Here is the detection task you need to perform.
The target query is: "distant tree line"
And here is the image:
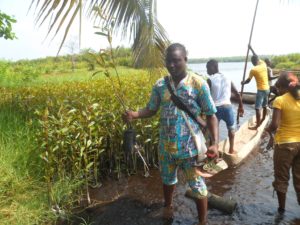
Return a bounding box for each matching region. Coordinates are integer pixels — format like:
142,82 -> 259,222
189,55 -> 272,64
189,53 -> 300,70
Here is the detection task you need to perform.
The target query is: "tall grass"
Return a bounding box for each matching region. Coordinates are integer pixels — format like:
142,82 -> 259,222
0,105 -> 82,224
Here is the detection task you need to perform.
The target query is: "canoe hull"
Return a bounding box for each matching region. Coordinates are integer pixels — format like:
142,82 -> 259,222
218,108 -> 271,167
231,92 -> 256,104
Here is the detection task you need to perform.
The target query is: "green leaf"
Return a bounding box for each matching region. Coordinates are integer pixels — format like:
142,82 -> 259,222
95,31 -> 108,36
87,140 -> 92,147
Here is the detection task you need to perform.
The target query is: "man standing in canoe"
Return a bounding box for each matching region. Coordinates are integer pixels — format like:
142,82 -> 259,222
123,43 -> 219,225
241,45 -> 270,129
206,59 -> 244,154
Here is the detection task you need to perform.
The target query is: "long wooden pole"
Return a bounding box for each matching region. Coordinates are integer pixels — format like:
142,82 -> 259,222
237,0 -> 260,124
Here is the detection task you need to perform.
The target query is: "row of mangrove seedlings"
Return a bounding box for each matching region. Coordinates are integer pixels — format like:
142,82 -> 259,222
0,70 -> 162,214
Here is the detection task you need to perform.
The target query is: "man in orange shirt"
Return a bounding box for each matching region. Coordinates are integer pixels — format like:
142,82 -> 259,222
241,45 -> 269,129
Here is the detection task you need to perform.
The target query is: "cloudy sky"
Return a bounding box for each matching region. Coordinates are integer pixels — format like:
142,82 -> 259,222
1,0 -> 300,60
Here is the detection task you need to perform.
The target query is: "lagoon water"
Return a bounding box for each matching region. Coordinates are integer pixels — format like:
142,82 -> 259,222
188,61 -> 257,93
77,63 -> 300,225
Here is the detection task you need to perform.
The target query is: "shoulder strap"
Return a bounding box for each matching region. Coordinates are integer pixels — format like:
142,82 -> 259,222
164,76 -> 201,126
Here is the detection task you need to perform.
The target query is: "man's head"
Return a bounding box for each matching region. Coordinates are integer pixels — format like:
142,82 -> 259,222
251,55 -> 259,66
264,58 -> 272,67
165,43 -> 187,79
206,59 -> 219,75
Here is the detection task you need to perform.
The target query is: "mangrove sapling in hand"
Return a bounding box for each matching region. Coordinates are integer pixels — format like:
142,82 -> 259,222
92,17 -> 150,177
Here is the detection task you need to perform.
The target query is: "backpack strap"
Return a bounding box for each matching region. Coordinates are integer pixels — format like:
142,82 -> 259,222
164,76 -> 202,127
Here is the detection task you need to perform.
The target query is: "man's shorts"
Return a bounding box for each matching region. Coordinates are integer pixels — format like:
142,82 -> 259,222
255,90 -> 270,109
159,153 -> 208,199
215,105 -> 235,131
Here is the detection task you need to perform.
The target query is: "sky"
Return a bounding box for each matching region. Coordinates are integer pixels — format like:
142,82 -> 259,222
1,0 -> 300,61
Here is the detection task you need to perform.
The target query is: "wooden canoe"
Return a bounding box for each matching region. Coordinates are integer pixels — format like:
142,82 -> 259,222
231,92 -> 276,105
231,92 -> 256,104
218,108 -> 271,167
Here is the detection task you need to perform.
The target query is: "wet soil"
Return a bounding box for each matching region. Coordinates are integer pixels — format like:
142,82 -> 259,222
68,105 -> 300,225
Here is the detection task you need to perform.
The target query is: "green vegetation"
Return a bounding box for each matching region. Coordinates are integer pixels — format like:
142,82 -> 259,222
0,47 -> 133,87
0,11 -> 17,40
0,51 -> 162,224
0,50 -> 300,224
0,106 -> 54,224
272,53 -> 300,70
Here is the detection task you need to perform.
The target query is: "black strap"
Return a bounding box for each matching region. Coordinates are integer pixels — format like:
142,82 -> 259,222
164,76 -> 202,127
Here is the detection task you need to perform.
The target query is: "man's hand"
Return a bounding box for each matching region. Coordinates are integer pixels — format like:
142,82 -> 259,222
264,128 -> 274,150
238,105 -> 244,117
122,108 -> 157,123
122,111 -> 137,123
206,144 -> 219,159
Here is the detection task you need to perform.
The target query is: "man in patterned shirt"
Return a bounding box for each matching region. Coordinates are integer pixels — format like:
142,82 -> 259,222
123,43 -> 218,225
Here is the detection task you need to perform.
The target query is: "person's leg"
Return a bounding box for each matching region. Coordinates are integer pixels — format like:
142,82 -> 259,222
292,143 -> 300,205
183,157 -> 208,224
262,107 -> 267,123
276,191 -> 286,213
158,153 -> 177,218
253,108 -> 261,128
163,184 -> 175,207
251,90 -> 263,130
195,198 -> 208,225
261,90 -> 269,123
228,129 -> 236,154
273,144 -> 295,211
223,105 -> 236,154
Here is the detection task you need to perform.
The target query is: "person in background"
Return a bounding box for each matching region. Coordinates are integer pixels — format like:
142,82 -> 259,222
265,71 -> 300,214
264,58 -> 279,104
241,45 -> 269,129
123,43 -> 219,225
206,59 -> 244,154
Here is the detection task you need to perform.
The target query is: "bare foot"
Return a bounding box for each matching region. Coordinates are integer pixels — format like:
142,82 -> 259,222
228,150 -> 237,155
148,206 -> 174,219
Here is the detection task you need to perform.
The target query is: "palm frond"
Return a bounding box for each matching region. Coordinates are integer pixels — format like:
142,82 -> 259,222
94,0 -> 169,68
30,0 -> 170,67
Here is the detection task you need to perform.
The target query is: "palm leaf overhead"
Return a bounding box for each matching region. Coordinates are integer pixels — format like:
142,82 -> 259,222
30,0 -> 170,68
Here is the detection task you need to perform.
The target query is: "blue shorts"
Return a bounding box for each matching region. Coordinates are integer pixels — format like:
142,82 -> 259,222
255,90 -> 270,109
159,153 -> 208,199
216,105 -> 235,131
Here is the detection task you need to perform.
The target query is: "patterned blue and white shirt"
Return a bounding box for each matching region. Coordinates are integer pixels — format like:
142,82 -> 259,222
147,72 -> 217,159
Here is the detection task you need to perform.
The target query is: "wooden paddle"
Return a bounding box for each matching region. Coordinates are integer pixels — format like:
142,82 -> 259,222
238,0 -> 260,125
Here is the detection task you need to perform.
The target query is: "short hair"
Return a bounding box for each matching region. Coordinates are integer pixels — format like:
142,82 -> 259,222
166,43 -> 187,57
207,59 -> 218,67
251,55 -> 259,64
264,58 -> 271,64
264,58 -> 271,67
